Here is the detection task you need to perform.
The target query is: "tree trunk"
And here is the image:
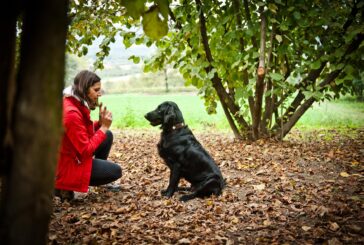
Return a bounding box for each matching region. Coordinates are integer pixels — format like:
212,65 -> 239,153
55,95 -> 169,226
252,8 -> 266,140
0,2 -> 17,177
0,0 -> 68,244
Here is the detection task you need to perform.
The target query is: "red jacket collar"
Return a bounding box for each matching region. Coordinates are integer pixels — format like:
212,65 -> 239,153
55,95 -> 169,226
64,96 -> 91,121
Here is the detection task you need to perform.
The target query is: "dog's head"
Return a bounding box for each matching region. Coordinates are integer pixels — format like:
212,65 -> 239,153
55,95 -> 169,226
144,101 -> 184,130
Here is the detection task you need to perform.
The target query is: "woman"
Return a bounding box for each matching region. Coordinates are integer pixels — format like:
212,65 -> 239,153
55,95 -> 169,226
55,70 -> 122,200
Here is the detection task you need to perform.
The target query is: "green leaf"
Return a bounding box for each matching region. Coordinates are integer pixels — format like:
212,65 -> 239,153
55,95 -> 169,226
142,6 -> 168,40
270,73 -> 284,81
280,22 -> 289,31
293,11 -> 301,20
268,3 -> 278,14
121,0 -> 146,19
82,46 -> 88,56
129,55 -> 140,64
123,37 -> 132,48
310,60 -> 321,70
275,34 -> 282,43
155,0 -> 169,19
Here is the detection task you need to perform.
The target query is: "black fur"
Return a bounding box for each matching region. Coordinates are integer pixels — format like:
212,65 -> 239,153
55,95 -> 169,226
145,101 -> 224,202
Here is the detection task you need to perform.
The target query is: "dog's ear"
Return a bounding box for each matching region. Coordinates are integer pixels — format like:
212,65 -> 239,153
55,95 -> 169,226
164,106 -> 175,125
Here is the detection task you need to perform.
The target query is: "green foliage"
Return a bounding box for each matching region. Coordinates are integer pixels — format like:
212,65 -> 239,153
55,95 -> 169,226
67,0 -> 170,69
67,0 -> 364,139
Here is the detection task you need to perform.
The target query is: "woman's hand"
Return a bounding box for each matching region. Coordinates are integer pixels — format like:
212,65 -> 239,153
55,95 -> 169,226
99,103 -> 112,132
98,102 -> 103,123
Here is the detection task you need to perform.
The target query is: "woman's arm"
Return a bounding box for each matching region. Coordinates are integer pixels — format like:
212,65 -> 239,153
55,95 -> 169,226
64,110 -> 106,160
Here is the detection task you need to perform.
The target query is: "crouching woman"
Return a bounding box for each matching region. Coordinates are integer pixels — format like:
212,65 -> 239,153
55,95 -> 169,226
55,70 -> 122,200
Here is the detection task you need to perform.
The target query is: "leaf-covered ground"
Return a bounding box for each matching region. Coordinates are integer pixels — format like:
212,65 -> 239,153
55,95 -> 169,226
49,129 -> 364,244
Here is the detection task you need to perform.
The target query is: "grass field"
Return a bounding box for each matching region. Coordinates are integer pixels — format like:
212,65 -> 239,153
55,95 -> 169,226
93,93 -> 230,131
92,93 -> 364,132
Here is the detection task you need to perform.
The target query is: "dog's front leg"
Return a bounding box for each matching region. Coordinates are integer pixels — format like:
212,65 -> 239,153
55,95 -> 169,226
161,161 -> 181,198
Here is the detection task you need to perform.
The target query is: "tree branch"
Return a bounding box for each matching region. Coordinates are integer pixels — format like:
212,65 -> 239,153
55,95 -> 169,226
342,1 -> 359,33
261,24 -> 276,134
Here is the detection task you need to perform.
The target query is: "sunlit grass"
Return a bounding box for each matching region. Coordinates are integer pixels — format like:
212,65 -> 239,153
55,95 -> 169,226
296,99 -> 364,129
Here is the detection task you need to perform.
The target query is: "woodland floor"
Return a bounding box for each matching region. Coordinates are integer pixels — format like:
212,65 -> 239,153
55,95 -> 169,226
49,128 -> 364,245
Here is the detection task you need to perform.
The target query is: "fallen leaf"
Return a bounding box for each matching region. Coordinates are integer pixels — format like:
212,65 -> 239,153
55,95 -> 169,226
340,172 -> 350,177
263,220 -> 272,226
178,238 -> 191,244
329,222 -> 340,231
351,160 -> 359,167
231,216 -> 239,224
327,237 -> 342,245
302,226 -> 311,231
253,183 -> 266,191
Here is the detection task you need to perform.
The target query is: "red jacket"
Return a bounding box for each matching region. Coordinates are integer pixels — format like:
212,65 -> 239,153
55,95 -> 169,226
55,96 -> 106,192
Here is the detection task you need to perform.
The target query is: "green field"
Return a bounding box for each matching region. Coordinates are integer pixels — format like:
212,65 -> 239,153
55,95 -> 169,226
93,93 -> 230,132
92,94 -> 364,132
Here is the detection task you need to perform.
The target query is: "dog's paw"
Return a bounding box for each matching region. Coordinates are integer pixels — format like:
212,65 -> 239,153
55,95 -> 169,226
161,189 -> 173,197
179,194 -> 195,202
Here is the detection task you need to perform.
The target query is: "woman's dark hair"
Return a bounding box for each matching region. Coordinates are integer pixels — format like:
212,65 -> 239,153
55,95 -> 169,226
72,70 -> 100,103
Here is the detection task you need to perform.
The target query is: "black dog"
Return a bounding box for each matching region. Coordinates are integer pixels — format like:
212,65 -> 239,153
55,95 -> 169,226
144,101 -> 224,202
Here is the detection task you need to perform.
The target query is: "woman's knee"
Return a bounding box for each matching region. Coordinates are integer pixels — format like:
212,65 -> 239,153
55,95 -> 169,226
113,163 -> 122,180
118,165 -> 122,178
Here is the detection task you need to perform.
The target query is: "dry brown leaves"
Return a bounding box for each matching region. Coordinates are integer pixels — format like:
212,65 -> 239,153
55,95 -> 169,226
49,129 -> 364,244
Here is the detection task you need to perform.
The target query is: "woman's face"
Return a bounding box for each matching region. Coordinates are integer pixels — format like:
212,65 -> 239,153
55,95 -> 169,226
87,81 -> 102,109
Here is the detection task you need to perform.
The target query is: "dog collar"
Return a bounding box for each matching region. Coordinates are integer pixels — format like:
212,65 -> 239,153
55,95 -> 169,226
172,122 -> 185,130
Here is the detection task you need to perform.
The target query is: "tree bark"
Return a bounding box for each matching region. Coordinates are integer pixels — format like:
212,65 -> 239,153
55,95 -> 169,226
252,8 -> 266,140
261,23 -> 275,135
0,0 -> 69,244
0,2 -> 18,177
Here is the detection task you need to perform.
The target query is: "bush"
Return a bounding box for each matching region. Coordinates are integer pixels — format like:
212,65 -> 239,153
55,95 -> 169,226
352,78 -> 364,101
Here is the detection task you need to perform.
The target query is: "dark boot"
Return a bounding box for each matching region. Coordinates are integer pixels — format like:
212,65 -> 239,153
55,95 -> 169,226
54,189 -> 74,201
